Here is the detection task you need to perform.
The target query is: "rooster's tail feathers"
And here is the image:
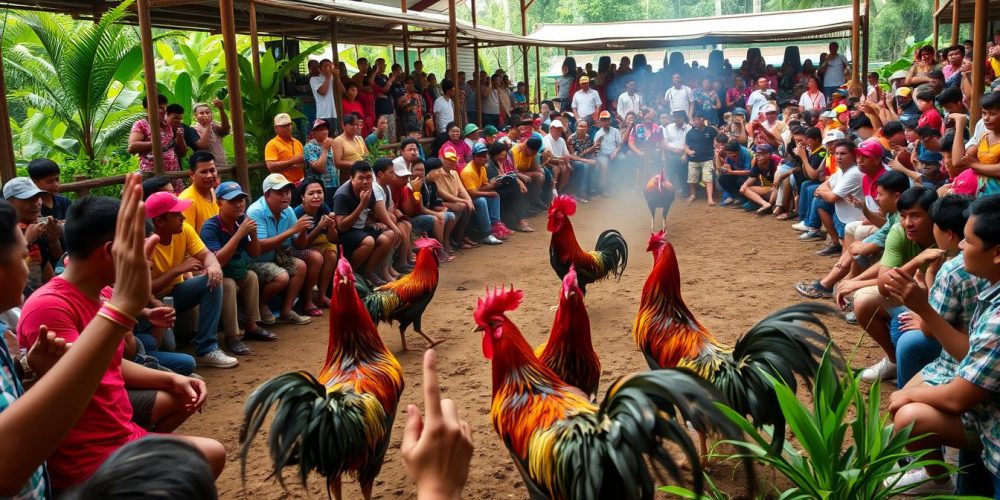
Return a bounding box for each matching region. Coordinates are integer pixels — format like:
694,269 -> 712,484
239,371 -> 388,490
363,290 -> 402,325
595,229 -> 628,281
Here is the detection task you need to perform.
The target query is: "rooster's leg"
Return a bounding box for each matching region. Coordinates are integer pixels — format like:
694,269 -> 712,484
331,475 -> 343,500
360,479 -> 374,500
399,328 -> 409,351
416,329 -> 445,348
699,430 -> 709,468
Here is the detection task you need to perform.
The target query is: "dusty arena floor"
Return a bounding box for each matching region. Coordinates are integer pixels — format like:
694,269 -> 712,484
185,190 -> 884,498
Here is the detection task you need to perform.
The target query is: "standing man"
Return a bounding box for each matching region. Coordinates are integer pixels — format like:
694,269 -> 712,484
684,110 -> 718,205
615,78 -> 643,120
746,77 -> 775,120
192,99 -> 231,168
572,75 -> 603,129
265,113 -> 306,184
663,110 -> 692,197
178,151 -> 219,234
663,73 -> 694,119
310,59 -> 344,134
593,111 -> 625,196
819,41 -> 849,99
434,79 -> 457,135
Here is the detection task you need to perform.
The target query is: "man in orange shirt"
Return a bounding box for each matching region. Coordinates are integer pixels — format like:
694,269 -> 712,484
265,113 -> 305,183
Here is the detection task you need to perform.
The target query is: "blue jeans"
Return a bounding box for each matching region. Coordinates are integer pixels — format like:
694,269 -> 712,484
805,198 -> 831,230
888,305 -> 942,388
135,333 -> 196,375
571,161 -> 593,197
813,201 -> 847,238
798,181 -> 820,221
471,196 -> 500,237
136,274 -> 223,358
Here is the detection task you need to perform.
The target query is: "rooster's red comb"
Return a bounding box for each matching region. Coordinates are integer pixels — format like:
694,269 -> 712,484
547,195 -> 577,218
473,283 -> 524,327
413,237 -> 443,250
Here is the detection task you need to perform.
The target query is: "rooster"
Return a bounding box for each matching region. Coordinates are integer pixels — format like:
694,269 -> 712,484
240,257 -> 404,500
475,284 -> 752,500
643,168 -> 675,231
633,229 -> 838,458
548,195 -> 628,293
358,237 -> 444,350
534,265 -> 601,400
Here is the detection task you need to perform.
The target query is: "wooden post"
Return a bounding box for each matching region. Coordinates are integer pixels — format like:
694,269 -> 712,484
850,0 -> 860,88
971,0 -> 987,126
951,0 -> 960,46
932,0 -> 940,49
474,41 -> 483,127
219,0 -> 250,189
73,175 -> 91,198
329,19 -> 344,130
519,0 -> 529,109
249,0 -> 261,83
137,0 -> 164,175
401,0 -> 410,72
392,45 -> 397,66
535,46 -> 541,111
0,42 -> 17,184
447,0 -> 459,86
862,1 -> 870,86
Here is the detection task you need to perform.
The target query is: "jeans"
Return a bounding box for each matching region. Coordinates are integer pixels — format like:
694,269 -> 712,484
824,86 -> 840,100
888,305 -> 942,387
595,155 -> 613,194
958,449 -> 994,496
135,333 -> 195,375
483,113 -> 500,127
718,174 -> 745,201
805,197 -> 833,230
571,160 -> 592,197
665,152 -> 688,197
471,196 -> 500,237
798,180 -> 820,221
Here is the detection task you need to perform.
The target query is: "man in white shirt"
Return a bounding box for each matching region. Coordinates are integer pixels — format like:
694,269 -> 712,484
663,110 -> 692,197
746,77 -> 774,120
571,76 -> 602,127
615,78 -> 643,119
593,111 -> 624,196
820,42 -> 849,99
310,59 -> 344,133
433,79 -> 457,134
542,120 -> 571,194
663,73 -> 694,118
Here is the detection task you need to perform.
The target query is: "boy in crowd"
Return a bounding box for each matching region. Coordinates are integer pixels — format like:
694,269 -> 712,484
247,174 -> 313,326
373,157 -> 414,276
201,181 -> 278,356
3,178 -> 61,295
716,139 -> 752,207
26,158 -> 72,221
790,127 -> 829,234
178,151 -> 219,233
144,191 -> 236,370
17,195 -> 225,490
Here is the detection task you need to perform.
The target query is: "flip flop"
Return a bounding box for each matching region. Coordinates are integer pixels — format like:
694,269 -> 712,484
774,212 -> 792,221
300,306 -> 324,317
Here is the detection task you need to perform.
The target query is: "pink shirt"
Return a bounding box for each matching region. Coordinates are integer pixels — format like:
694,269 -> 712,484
17,277 -> 146,489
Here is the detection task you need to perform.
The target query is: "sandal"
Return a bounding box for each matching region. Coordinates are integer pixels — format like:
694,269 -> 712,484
794,280 -> 833,299
300,306 -> 324,317
755,204 -> 773,215
458,242 -> 477,250
245,328 -> 279,342
774,212 -> 792,221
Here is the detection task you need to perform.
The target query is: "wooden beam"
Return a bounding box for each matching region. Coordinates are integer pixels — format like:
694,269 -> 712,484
249,0 -> 261,84
951,0 -> 960,46
534,45 -> 541,111
474,40 -> 483,127
401,0 -> 410,72
850,0 -> 860,88
137,0 -> 165,175
0,43 -> 16,184
219,0 -> 250,190
520,0 -> 529,108
862,4 -> 870,88
447,0 -> 458,86
933,0 -> 940,49
149,0 -> 204,7
971,0 -> 987,126
330,19 -> 343,130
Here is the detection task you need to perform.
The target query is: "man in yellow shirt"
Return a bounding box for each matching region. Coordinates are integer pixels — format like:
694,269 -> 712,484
459,143 -> 504,244
510,135 -> 547,213
143,191 -> 238,369
178,150 -> 219,233
265,113 -> 305,184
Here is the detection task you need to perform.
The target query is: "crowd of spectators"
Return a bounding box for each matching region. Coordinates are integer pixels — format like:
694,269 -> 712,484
7,31 -> 1000,497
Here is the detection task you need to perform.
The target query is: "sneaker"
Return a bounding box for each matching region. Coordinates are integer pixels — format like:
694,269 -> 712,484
844,311 -> 858,324
277,311 -> 312,325
791,221 -> 809,232
884,468 -> 954,495
482,235 -> 503,245
258,306 -> 276,326
794,280 -> 833,299
799,229 -> 824,241
860,357 -> 897,382
197,348 -> 238,368
815,243 -> 843,256
720,197 -> 734,206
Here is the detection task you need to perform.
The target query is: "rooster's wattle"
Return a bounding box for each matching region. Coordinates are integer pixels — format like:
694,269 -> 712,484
534,265 -> 601,400
240,257 -> 404,500
476,284 -> 751,500
643,169 -> 675,231
547,195 -> 627,293
359,237 -> 443,350
633,230 -> 838,457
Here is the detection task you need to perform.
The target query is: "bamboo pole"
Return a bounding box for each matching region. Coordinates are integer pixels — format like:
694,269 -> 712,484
219,0 -> 250,189
862,1 -> 870,87
951,0 -> 960,46
249,1 -> 261,83
850,0 -> 860,88
519,0 -> 529,109
330,19 -> 344,130
137,0 -> 165,175
535,45 -> 541,111
474,40 -> 483,127
401,0 -> 410,72
447,0 -> 458,85
932,0 -> 940,49
0,43 -> 17,183
971,0 -> 986,126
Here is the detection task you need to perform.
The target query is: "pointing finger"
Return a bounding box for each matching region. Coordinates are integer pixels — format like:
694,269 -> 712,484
422,349 -> 442,424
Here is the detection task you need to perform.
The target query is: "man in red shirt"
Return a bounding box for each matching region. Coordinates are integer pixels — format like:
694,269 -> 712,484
16,196 -> 224,490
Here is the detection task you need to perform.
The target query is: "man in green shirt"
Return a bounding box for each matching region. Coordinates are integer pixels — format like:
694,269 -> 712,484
855,186 -> 939,382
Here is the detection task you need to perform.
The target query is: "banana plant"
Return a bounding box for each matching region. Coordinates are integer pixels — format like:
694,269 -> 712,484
10,108 -> 78,165
155,33 -> 230,117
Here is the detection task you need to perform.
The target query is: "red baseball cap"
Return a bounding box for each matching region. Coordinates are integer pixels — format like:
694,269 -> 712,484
951,168 -> 979,197
855,141 -> 885,159
146,191 -> 192,219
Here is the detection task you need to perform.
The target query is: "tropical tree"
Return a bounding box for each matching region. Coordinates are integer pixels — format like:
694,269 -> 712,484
154,33 -> 230,119
1,0 -> 171,172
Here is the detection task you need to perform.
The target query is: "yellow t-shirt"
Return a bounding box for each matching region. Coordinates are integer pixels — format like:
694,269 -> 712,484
178,185 -> 218,234
264,136 -> 305,183
460,163 -> 488,191
151,222 -> 207,289
511,144 -> 535,172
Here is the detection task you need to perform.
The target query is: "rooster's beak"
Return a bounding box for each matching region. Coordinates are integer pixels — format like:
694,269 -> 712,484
471,325 -> 484,333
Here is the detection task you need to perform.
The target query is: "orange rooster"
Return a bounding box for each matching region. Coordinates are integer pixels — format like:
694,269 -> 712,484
534,264 -> 601,400
359,237 -> 444,350
240,257 -> 404,500
633,230 -> 838,457
475,284 -> 751,499
643,168 -> 675,231
548,195 -> 628,293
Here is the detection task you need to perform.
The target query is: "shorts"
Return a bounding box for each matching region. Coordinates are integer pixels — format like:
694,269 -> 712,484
340,226 -> 383,258
853,284 -> 903,309
687,160 -> 714,184
128,389 -> 157,429
291,234 -> 339,259
845,220 -> 879,241
833,214 -> 846,239
410,212 -> 454,236
248,256 -> 302,283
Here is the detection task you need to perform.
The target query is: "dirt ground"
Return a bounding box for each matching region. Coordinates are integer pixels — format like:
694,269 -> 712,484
185,190 -> 885,499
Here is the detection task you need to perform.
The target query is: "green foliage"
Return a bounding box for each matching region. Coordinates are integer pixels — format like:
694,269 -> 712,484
878,36 -> 934,81
154,33 -> 229,118
712,351 -> 955,499
237,44 -> 323,161
364,138 -> 393,165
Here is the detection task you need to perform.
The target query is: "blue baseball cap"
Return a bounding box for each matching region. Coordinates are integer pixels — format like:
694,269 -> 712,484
917,150 -> 943,163
472,142 -> 488,155
216,181 -> 250,201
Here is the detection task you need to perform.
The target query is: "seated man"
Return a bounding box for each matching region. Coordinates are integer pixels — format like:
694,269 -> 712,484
510,135 -> 547,212
3,178 -> 61,296
200,181 -> 277,356
246,174 -> 313,325
887,194 -> 1000,495
333,161 -> 397,286
144,192 -> 237,370
461,142 -> 507,243
17,195 -> 225,491
178,150 -> 220,234
715,139 -> 752,206
855,186 -> 939,383
436,146 -> 479,248
790,127 -> 830,237
370,157 -> 409,280
402,159 -> 456,259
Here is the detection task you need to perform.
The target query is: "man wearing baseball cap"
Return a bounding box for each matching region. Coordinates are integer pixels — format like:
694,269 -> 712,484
144,191 -> 236,369
245,174 -> 313,326
265,113 -> 306,183
200,181 -> 278,356
572,74 -> 602,127
593,110 -> 624,196
4,177 -> 61,294
461,142 -> 507,244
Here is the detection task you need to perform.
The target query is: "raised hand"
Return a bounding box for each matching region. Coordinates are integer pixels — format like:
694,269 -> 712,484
109,173 -> 155,318
26,324 -> 69,377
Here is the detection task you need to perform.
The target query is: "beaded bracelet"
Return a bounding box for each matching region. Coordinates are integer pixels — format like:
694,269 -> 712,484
97,305 -> 137,331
